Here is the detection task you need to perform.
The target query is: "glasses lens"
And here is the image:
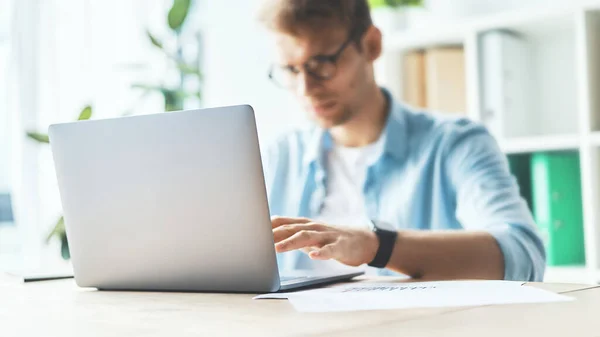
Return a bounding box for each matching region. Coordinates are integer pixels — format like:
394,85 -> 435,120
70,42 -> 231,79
306,58 -> 336,80
269,59 -> 337,89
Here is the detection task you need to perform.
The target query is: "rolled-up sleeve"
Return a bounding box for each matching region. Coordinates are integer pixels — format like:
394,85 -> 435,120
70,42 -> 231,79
444,123 -> 546,281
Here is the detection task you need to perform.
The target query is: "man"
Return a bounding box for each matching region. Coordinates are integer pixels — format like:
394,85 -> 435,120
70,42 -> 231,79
258,0 -> 545,281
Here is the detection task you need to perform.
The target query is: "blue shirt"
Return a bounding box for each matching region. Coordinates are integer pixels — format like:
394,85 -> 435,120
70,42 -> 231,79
263,90 -> 546,282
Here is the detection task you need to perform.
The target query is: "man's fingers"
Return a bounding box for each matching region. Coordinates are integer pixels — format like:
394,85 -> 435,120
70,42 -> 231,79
273,223 -> 327,243
309,243 -> 337,260
271,216 -> 312,229
275,230 -> 333,253
301,247 -> 316,255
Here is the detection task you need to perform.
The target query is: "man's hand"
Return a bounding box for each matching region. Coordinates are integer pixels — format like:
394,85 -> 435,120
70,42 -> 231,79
271,216 -> 379,267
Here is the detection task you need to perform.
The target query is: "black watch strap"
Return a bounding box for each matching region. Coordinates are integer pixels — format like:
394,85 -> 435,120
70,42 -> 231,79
368,222 -> 398,268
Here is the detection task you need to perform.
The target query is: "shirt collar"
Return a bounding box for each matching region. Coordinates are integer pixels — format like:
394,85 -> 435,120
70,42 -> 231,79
302,88 -> 409,167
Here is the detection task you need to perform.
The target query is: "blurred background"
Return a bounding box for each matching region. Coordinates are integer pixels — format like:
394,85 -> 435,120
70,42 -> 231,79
0,0 -> 306,275
1,0 -> 600,284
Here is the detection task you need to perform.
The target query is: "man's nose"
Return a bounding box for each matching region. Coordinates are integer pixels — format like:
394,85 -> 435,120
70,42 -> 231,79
295,71 -> 319,98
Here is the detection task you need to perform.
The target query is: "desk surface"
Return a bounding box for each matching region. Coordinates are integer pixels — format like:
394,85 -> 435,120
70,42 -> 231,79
1,276 -> 599,337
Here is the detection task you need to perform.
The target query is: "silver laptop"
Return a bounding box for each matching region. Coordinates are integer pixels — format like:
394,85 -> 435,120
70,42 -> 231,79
49,105 -> 362,293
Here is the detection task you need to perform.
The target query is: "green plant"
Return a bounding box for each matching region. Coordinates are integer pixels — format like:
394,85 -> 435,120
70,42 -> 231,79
369,0 -> 423,8
133,0 -> 203,112
26,0 -> 204,261
26,105 -> 93,260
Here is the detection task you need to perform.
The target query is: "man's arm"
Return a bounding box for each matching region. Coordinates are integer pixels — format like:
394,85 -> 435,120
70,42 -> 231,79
387,126 -> 544,280
272,125 -> 546,281
386,230 -> 504,280
272,218 -> 504,280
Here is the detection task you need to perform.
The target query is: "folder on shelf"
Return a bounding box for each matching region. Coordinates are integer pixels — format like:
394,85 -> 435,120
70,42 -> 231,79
479,30 -> 533,138
424,47 -> 466,114
531,152 -> 585,266
507,154 -> 534,213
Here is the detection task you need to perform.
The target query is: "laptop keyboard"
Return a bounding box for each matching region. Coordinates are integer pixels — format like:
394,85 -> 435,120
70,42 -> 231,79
280,276 -> 310,283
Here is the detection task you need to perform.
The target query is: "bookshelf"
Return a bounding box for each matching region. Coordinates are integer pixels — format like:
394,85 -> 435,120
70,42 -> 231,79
499,135 -> 580,154
376,2 -> 600,284
543,266 -> 593,284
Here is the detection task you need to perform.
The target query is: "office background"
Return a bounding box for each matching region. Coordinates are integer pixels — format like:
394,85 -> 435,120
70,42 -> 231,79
0,0 -> 598,283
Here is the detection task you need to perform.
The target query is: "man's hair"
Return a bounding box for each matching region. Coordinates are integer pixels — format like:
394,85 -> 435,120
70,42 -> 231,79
258,0 -> 373,42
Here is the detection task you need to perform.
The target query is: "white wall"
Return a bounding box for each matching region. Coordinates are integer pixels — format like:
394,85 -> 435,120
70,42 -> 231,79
0,42 -> 11,193
199,0 -> 305,147
0,0 -> 13,193
423,0 -> 587,19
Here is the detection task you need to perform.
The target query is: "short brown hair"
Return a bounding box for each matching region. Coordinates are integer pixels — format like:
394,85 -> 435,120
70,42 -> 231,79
258,0 -> 373,41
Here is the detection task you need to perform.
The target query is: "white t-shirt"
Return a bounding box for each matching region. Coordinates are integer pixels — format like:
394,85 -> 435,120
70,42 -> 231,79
309,136 -> 386,274
317,136 -> 385,226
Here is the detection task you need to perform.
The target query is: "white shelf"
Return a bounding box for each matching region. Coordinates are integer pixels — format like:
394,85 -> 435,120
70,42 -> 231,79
544,266 -> 593,284
384,3 -> 583,52
584,1 -> 600,12
384,27 -> 466,51
498,135 -> 580,154
590,132 -> 600,146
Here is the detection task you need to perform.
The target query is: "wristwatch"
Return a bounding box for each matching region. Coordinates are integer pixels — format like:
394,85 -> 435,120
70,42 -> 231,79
367,220 -> 398,268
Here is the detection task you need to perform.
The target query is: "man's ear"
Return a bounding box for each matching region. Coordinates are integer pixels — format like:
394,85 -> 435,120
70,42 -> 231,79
363,25 -> 382,62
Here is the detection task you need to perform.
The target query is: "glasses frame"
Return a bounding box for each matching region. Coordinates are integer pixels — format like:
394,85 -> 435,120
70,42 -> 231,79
268,35 -> 356,88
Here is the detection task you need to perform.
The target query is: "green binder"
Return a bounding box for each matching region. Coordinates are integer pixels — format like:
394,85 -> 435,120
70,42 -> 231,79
507,154 -> 534,213
531,152 -> 585,266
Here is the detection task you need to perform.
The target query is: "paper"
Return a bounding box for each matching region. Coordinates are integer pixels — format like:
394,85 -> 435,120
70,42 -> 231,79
253,280 -> 522,300
254,281 -> 574,312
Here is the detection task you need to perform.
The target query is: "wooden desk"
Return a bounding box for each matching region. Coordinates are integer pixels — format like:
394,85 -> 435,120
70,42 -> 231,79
1,277 -> 599,337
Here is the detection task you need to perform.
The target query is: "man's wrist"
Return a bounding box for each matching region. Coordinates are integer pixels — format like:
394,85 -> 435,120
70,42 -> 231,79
364,229 -> 379,265
367,221 -> 398,268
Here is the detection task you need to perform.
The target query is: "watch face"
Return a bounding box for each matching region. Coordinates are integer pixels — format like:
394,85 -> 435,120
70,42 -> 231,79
372,220 -> 395,231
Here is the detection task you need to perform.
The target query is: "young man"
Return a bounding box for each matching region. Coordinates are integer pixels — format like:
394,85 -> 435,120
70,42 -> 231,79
259,0 -> 545,281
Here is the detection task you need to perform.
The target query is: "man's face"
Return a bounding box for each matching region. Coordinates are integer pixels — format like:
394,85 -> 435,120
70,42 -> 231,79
273,27 -> 374,128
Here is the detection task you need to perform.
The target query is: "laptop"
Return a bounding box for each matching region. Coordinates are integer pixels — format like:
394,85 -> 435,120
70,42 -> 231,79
49,105 -> 363,292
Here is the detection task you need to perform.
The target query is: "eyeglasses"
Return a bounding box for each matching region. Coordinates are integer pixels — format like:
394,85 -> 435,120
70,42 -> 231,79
268,36 -> 355,89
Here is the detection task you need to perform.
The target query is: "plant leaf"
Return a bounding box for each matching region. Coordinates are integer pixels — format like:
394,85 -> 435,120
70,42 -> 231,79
132,84 -> 183,111
78,105 -> 93,120
146,30 -> 164,49
46,216 -> 65,243
140,45 -> 199,79
384,0 -> 423,6
168,0 -> 191,32
175,62 -> 202,78
164,89 -> 186,111
60,235 -> 70,260
44,216 -> 70,260
369,0 -> 387,8
26,132 -> 50,144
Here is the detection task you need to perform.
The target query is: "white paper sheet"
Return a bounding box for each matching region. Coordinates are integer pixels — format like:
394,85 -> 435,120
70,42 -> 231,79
253,280 -> 524,300
254,281 -> 574,312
